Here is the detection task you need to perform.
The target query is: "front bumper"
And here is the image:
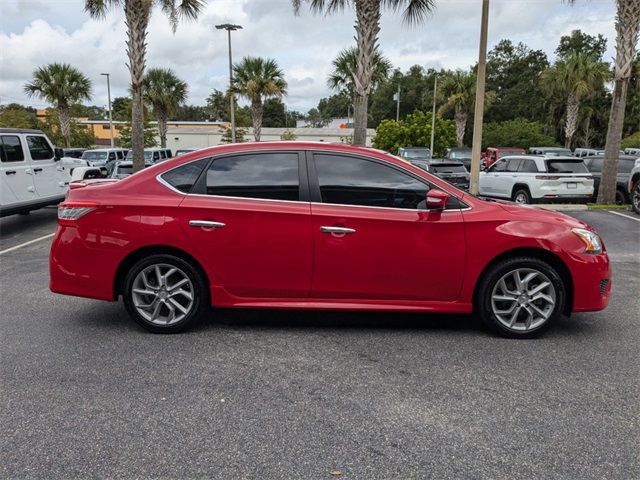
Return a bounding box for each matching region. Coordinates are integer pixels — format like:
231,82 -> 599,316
569,252 -> 612,312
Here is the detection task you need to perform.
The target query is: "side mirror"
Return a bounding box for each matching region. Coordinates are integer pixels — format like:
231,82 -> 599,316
54,148 -> 64,161
426,189 -> 451,211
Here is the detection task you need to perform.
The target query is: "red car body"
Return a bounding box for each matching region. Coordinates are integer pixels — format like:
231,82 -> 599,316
50,142 -> 610,318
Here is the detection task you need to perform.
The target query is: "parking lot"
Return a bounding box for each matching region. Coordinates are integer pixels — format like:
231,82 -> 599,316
1,207 -> 638,479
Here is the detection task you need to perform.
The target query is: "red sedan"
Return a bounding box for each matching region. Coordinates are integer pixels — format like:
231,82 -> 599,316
50,142 -> 611,338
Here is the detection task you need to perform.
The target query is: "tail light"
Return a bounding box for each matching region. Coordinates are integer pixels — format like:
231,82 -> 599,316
535,175 -> 560,180
58,202 -> 98,226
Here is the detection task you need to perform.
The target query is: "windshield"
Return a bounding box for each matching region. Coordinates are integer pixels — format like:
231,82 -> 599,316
431,165 -> 467,174
126,151 -> 153,160
401,149 -> 431,159
448,150 -> 472,159
546,160 -> 589,173
82,151 -> 107,160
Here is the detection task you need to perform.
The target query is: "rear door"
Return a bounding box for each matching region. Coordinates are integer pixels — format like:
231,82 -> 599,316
25,134 -> 66,198
1,134 -> 36,205
178,151 -> 313,299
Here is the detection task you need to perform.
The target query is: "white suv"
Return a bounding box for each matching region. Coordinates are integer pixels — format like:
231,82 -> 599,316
479,155 -> 594,204
0,128 -> 70,216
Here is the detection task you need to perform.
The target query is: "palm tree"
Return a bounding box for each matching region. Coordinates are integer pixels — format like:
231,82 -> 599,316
232,57 -> 287,142
542,52 -> 609,149
24,63 -> 92,148
293,0 -> 435,146
438,70 -> 476,148
143,68 -> 188,148
328,46 -> 392,96
85,0 -> 205,171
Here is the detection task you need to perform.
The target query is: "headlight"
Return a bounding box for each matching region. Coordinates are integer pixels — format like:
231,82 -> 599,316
571,228 -> 602,254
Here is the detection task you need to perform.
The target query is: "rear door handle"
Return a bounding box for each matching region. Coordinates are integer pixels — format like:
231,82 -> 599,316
189,220 -> 225,229
320,226 -> 356,235
33,168 -> 43,173
5,170 -> 16,175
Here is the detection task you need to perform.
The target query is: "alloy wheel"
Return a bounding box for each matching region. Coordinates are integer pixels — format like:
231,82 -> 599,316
633,184 -> 640,213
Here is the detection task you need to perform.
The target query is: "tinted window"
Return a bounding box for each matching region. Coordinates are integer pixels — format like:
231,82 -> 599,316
518,159 -> 539,173
108,152 -> 116,161
618,159 -> 635,174
206,153 -> 299,201
491,159 -> 507,172
506,158 -> 522,172
430,164 -> 467,174
314,154 -> 429,210
83,151 -> 108,160
117,151 -> 124,160
586,157 -> 603,173
546,160 -> 588,173
0,136 -> 25,162
161,159 -> 208,193
26,135 -> 54,160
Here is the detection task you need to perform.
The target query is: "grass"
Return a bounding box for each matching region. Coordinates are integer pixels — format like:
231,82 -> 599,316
587,203 -> 630,210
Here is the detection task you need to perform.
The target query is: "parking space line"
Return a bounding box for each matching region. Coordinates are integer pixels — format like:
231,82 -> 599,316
0,233 -> 55,256
607,210 -> 640,223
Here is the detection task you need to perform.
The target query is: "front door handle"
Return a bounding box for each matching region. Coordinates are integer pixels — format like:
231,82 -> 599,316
320,226 -> 356,235
33,167 -> 43,173
5,170 -> 16,175
189,220 -> 225,229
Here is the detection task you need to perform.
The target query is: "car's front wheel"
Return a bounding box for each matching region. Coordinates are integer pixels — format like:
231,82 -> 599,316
123,254 -> 208,333
512,188 -> 531,204
477,257 -> 566,338
632,182 -> 640,215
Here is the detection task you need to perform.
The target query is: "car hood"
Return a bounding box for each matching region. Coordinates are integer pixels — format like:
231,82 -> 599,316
483,198 -> 593,231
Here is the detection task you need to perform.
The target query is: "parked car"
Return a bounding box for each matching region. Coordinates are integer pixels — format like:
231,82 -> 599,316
410,158 -> 470,190
1,128 -> 70,217
176,148 -> 197,156
628,159 -> 640,214
70,166 -> 106,183
574,148 -> 604,158
397,147 -> 431,161
528,147 -> 573,156
482,147 -> 526,168
110,160 -> 153,179
80,148 -> 127,167
61,148 -> 87,159
479,155 -> 593,204
126,147 -> 171,163
50,142 -> 611,338
624,148 -> 640,156
584,154 -> 638,204
444,147 -> 472,168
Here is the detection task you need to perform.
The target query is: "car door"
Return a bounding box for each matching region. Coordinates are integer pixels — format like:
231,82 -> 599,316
25,134 -> 65,198
495,157 -> 523,197
308,152 -> 466,302
1,134 -> 37,205
178,151 -> 313,299
479,158 -> 507,196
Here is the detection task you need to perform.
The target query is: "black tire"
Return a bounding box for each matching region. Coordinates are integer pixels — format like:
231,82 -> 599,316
512,187 -> 531,205
476,256 -> 566,339
122,253 -> 209,333
615,188 -> 627,205
632,183 -> 640,215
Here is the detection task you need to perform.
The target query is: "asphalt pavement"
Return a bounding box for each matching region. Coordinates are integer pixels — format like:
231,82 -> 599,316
1,208 -> 639,479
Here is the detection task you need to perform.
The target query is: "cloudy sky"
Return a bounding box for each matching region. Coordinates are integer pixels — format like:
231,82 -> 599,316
1,0 -> 617,113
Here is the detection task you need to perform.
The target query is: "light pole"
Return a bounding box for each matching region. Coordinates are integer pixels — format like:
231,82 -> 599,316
216,23 -> 242,143
100,73 -> 114,147
469,0 -> 490,195
430,74 -> 438,155
394,85 -> 400,122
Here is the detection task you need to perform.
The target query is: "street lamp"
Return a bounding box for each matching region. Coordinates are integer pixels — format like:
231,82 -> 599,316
100,73 -> 114,148
215,23 -> 242,143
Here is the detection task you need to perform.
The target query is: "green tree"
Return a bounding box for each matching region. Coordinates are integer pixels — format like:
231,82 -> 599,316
621,131 -> 640,149
280,129 -> 298,141
438,70 -> 477,147
263,98 -> 286,127
293,0 -> 435,146
173,104 -> 209,121
0,104 -> 39,129
482,118 -> 558,150
232,57 -> 287,141
119,122 -> 158,148
70,104 -> 107,120
556,29 -> 607,60
24,62 -> 92,147
372,111 -> 456,157
317,93 -> 351,120
142,67 -> 188,147
85,0 -> 205,171
40,108 -> 96,148
112,96 -> 132,121
304,108 -> 328,128
220,126 -> 247,143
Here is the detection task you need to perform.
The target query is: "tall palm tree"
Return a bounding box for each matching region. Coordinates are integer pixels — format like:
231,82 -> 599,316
293,0 -> 435,146
142,68 -> 188,147
328,46 -> 392,97
438,70 -> 477,147
24,63 -> 92,148
85,0 -> 205,171
542,52 -> 609,149
232,57 -> 287,142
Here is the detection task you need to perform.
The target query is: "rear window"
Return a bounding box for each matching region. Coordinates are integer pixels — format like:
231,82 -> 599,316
161,159 -> 209,193
545,160 -> 588,174
430,165 -> 467,174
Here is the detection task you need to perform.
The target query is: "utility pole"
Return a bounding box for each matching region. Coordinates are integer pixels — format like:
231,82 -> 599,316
430,75 -> 438,155
100,73 -> 114,147
395,85 -> 401,122
469,0 -> 490,195
216,23 -> 242,143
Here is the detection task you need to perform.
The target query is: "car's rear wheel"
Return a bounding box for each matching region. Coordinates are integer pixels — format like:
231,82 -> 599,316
512,188 -> 531,204
632,183 -> 640,214
123,254 -> 208,333
615,188 -> 627,205
477,257 -> 566,338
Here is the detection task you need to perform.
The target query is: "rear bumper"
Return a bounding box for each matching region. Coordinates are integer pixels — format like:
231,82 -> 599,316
569,252 -> 611,312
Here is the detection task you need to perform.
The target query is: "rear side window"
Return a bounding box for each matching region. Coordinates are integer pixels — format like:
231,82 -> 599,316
206,153 -> 299,201
0,136 -> 25,162
546,160 -> 588,173
161,158 -> 209,193
505,158 -> 522,172
518,159 -> 539,173
26,135 -> 54,160
153,152 -> 160,161
586,157 -> 603,172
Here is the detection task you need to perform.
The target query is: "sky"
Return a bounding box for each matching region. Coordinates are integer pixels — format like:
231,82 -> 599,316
0,0 -> 618,113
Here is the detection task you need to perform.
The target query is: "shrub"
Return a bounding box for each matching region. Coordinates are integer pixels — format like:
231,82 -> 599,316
482,118 -> 557,150
621,131 -> 640,149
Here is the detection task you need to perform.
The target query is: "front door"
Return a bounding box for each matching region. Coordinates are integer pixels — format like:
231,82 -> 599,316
179,151 -> 313,299
309,152 -> 466,302
25,135 -> 66,198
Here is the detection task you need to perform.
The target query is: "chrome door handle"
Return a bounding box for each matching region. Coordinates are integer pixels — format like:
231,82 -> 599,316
320,226 -> 355,234
189,220 -> 225,229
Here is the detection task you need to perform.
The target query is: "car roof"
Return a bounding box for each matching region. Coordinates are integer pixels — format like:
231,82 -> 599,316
0,128 -> 45,134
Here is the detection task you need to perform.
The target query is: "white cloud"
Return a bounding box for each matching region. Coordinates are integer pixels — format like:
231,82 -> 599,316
0,0 -> 618,113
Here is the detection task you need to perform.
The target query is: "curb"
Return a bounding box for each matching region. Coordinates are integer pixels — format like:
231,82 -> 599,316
534,204 -> 589,212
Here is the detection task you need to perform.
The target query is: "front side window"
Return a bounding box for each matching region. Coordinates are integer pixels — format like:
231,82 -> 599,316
491,159 -> 507,172
161,158 -> 209,193
0,136 -> 25,162
26,135 -> 53,160
153,152 -> 160,161
206,153 -> 299,201
314,154 -> 429,210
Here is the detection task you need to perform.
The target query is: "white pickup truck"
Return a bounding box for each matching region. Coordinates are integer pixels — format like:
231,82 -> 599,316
0,128 -> 71,217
